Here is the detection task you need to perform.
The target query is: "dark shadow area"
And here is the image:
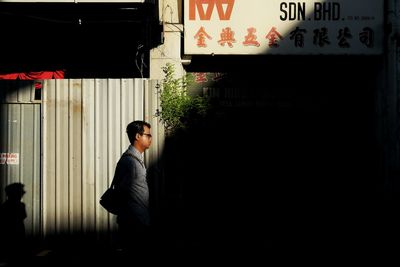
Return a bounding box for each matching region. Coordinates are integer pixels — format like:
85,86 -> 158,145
155,54 -> 385,254
0,3 -> 161,78
0,183 -> 28,265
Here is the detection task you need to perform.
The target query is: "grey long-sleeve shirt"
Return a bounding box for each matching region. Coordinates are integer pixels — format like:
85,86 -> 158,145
114,145 -> 150,226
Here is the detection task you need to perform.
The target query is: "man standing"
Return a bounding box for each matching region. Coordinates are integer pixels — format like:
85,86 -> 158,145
113,120 -> 152,257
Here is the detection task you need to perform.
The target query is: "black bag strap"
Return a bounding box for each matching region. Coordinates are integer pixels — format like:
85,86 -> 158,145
124,152 -> 145,168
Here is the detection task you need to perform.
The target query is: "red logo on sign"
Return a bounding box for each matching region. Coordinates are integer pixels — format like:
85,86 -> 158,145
189,0 -> 235,20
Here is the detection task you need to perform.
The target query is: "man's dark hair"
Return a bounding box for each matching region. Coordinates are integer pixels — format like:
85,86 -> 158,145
126,120 -> 151,144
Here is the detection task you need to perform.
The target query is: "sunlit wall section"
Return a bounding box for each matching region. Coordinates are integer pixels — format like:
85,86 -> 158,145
42,79 -> 163,241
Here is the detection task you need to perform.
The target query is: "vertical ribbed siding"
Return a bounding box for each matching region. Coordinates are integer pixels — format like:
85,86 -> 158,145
82,79 -> 95,235
145,80 -> 165,215
0,81 -> 41,239
42,79 -> 162,240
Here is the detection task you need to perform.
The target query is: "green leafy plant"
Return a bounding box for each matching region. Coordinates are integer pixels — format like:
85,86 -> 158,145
156,63 -> 209,134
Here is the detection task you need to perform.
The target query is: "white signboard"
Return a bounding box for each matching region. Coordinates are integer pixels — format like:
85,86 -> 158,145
184,0 -> 383,55
0,153 -> 19,165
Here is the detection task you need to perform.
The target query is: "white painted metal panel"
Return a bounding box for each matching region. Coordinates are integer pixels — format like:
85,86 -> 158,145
0,82 -> 41,239
0,81 -> 37,104
42,79 -> 162,241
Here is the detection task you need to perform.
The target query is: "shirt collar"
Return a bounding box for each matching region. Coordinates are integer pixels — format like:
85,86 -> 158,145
128,145 -> 144,161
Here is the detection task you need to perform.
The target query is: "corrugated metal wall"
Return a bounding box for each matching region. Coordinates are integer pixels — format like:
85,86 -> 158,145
42,79 -> 163,242
0,81 -> 41,239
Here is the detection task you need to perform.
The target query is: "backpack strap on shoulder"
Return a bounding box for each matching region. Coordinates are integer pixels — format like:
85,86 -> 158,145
124,152 -> 145,168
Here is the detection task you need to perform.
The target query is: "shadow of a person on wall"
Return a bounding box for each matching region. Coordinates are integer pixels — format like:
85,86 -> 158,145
0,182 -> 28,265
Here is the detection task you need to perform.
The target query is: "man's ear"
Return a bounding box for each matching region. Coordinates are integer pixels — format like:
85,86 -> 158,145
135,133 -> 141,141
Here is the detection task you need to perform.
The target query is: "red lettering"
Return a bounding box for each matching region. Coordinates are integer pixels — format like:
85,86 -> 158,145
194,73 -> 208,83
194,27 -> 212,47
265,27 -> 284,48
218,27 -> 236,48
243,27 -> 261,47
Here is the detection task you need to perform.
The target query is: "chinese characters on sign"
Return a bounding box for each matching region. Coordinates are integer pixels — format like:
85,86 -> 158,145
184,0 -> 383,55
192,25 -> 375,49
192,72 -> 227,83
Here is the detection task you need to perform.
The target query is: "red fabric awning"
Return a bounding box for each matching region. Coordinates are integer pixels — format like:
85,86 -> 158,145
0,71 -> 65,80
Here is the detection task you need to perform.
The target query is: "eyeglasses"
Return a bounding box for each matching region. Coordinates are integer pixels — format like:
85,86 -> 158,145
142,133 -> 152,138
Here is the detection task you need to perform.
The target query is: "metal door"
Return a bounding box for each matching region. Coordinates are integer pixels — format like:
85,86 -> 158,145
0,101 -> 41,239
